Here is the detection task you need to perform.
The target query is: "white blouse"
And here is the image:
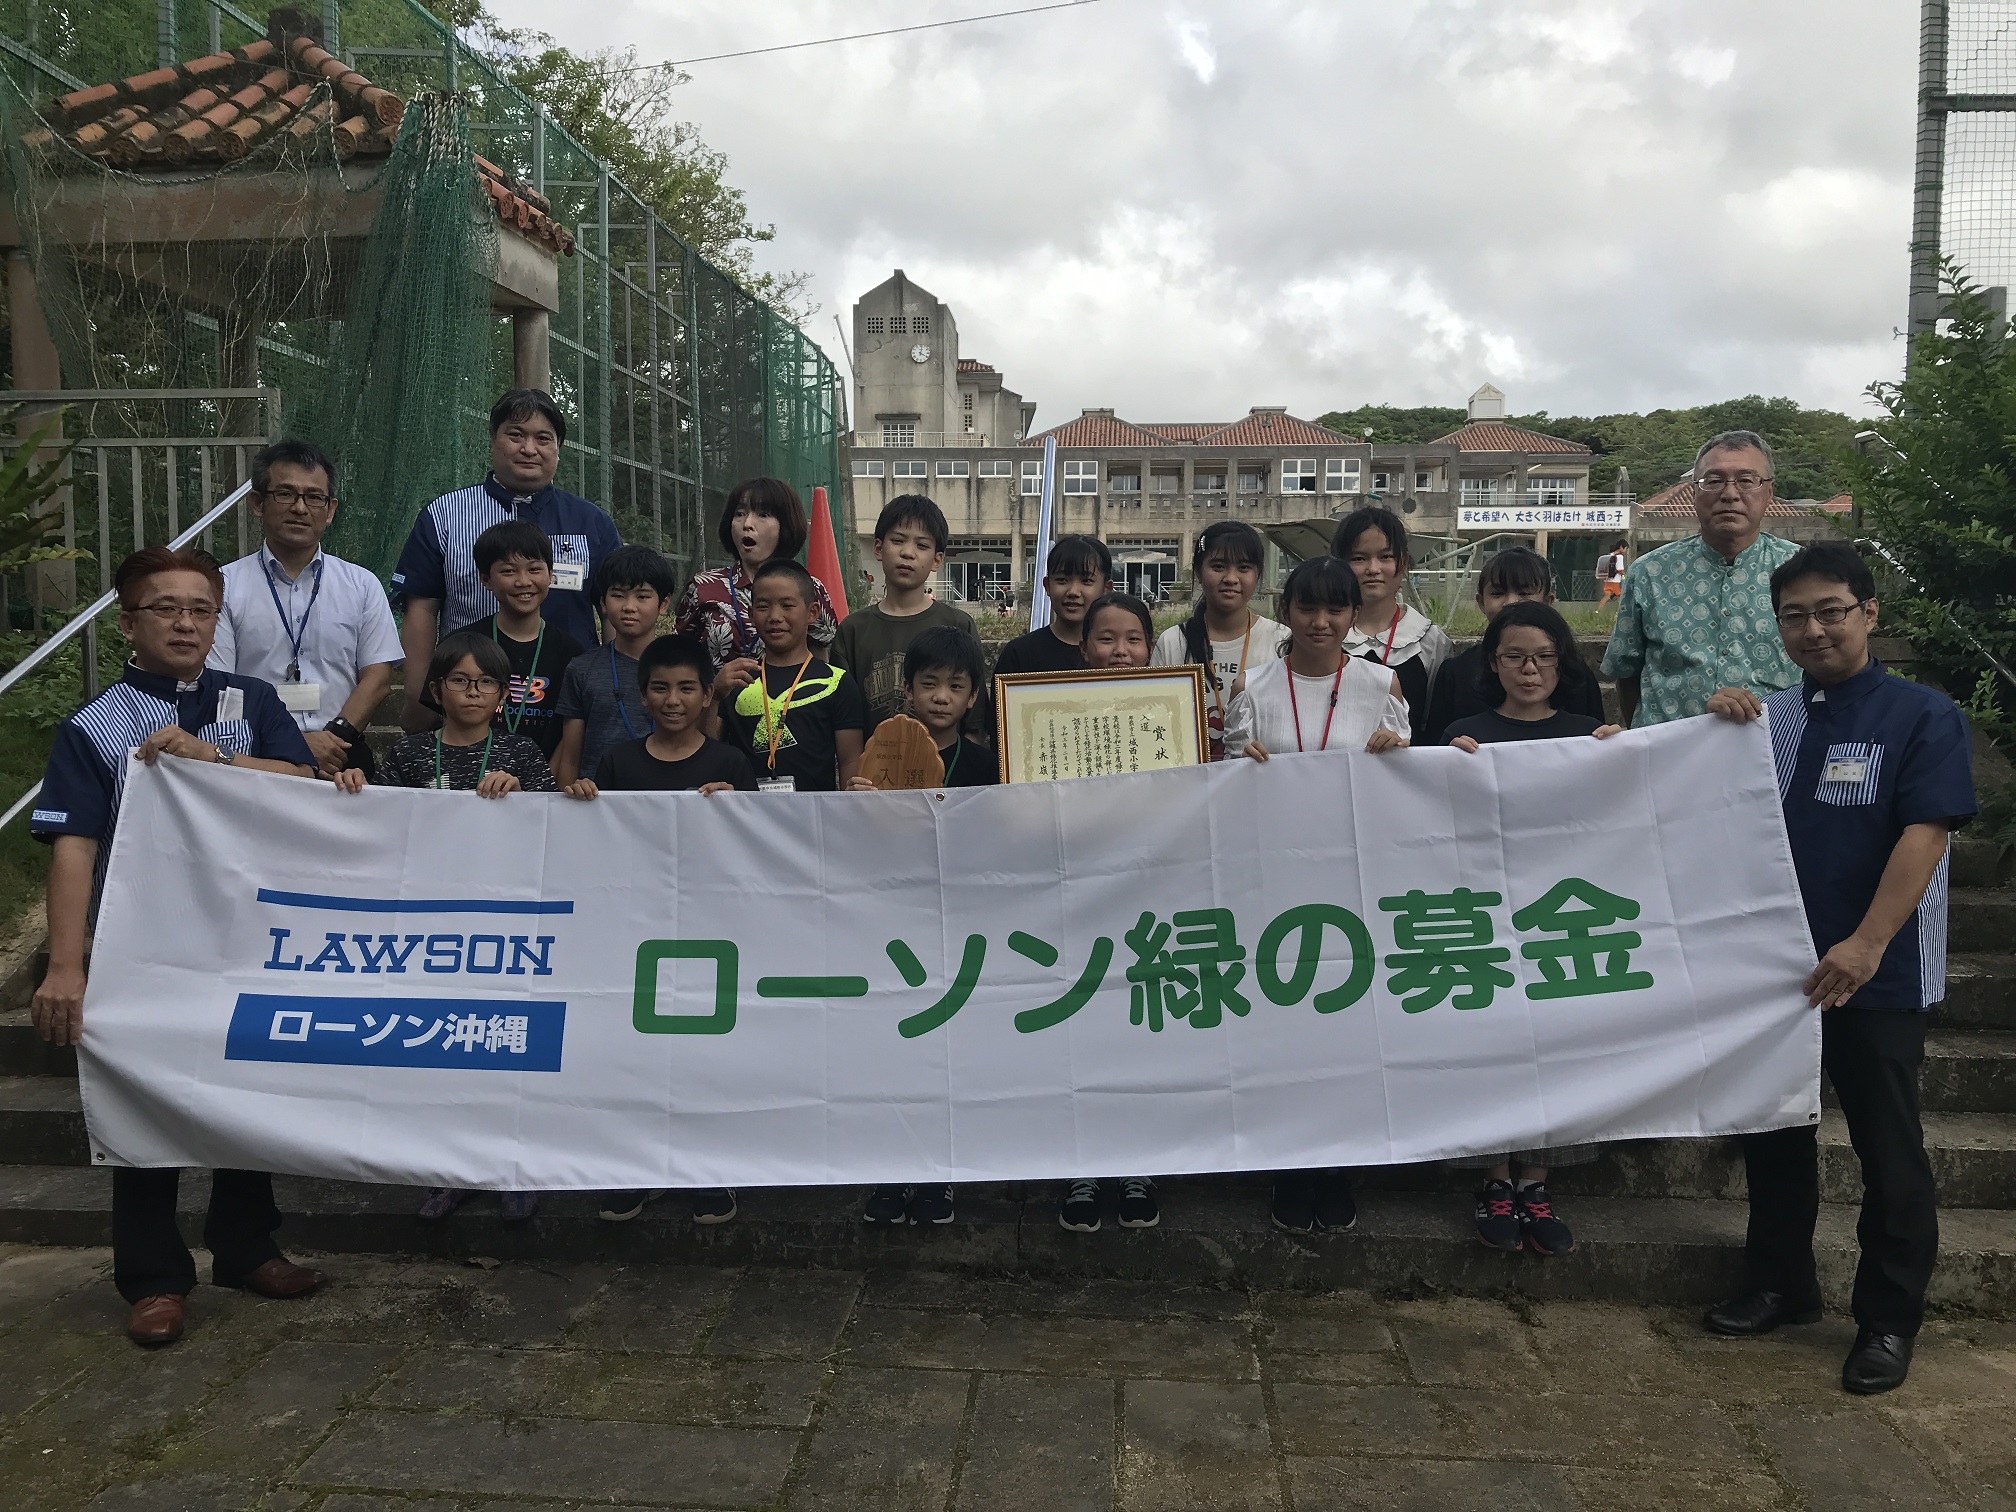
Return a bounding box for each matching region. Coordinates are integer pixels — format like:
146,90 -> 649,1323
1224,655 -> 1411,757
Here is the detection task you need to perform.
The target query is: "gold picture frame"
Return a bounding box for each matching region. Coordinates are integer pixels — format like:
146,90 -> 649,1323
993,666 -> 1210,784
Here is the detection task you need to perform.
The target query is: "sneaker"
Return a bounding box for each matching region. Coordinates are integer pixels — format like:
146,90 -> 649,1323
1474,1179 -> 1521,1251
598,1190 -> 663,1223
908,1185 -> 956,1225
1271,1174 -> 1317,1234
1116,1177 -> 1159,1229
1517,1183 -> 1575,1256
692,1188 -> 737,1225
1313,1170 -> 1358,1232
1059,1179 -> 1103,1232
417,1187 -> 469,1220
500,1191 -> 539,1223
863,1185 -> 912,1225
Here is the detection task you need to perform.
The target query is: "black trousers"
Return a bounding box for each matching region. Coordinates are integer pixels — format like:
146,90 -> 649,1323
1738,1008 -> 1938,1336
112,1167 -> 284,1303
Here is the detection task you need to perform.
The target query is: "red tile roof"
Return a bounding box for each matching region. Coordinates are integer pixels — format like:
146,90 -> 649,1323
1027,411 -> 1360,448
1431,421 -> 1591,454
956,358 -> 996,373
1023,412 -> 1174,448
1638,482 -> 1853,519
36,21 -> 573,256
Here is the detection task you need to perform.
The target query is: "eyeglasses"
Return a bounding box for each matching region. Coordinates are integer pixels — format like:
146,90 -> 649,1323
441,674 -> 502,693
1493,650 -> 1559,670
133,601 -> 219,623
1775,601 -> 1870,631
1696,473 -> 1774,495
259,486 -> 332,509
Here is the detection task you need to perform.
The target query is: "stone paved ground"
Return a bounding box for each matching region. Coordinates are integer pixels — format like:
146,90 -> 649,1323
0,1243 -> 2011,1511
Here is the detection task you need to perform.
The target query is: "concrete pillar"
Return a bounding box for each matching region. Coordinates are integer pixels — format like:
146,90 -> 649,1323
1010,501 -> 1026,597
513,308 -> 552,392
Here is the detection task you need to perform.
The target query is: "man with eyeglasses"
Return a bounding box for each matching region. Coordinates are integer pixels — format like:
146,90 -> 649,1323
1601,430 -> 1801,725
210,440 -> 402,781
1705,541 -> 1974,1396
29,547 -> 322,1349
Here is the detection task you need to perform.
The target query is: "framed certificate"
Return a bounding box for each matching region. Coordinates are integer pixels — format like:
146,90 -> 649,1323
994,666 -> 1209,783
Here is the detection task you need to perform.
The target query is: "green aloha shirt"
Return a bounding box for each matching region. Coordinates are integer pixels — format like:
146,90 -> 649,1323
1600,532 -> 1802,727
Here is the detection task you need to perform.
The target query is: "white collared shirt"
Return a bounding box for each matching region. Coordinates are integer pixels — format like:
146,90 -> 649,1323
210,544 -> 402,730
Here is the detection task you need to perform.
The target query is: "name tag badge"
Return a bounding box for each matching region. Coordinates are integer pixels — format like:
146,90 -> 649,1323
757,777 -> 796,794
1826,759 -> 1869,784
277,682 -> 322,714
551,563 -> 587,592
215,687 -> 244,723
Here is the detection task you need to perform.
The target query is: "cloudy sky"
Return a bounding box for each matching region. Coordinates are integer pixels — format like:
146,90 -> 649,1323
489,0 -> 1919,428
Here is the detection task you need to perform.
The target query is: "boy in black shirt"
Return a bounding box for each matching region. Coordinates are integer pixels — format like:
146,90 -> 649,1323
719,560 -> 866,791
446,520 -> 582,759
850,626 -> 997,792
563,634 -> 758,796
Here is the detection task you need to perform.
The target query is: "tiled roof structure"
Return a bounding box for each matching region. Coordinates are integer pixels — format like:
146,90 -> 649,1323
1028,410 -> 1359,447
33,23 -> 574,256
1429,421 -> 1591,454
1638,482 -> 1854,519
956,358 -> 996,373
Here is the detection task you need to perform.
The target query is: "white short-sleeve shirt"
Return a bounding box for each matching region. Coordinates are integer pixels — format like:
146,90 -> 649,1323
210,545 -> 403,731
1224,655 -> 1410,758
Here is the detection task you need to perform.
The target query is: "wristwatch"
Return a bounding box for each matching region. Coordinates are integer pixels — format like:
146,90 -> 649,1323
212,746 -> 235,766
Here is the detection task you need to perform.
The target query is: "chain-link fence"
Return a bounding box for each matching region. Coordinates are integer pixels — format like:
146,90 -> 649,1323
1912,2 -> 2016,333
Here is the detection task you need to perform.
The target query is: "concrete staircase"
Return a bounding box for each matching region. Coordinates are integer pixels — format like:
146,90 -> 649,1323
1,895 -> 2012,1314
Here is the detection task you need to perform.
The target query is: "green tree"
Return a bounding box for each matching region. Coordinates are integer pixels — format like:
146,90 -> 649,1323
420,1 -> 810,314
1853,266 -> 2016,729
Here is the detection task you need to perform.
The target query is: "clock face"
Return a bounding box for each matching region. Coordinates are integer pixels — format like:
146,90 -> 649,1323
910,343 -> 931,363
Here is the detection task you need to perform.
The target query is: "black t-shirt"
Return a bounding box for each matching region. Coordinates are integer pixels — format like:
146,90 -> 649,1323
720,658 -> 868,792
1421,643 -> 1607,747
378,731 -> 559,791
1443,708 -> 1603,745
449,615 -> 584,758
993,627 -> 1085,677
937,736 -> 998,787
594,735 -> 759,792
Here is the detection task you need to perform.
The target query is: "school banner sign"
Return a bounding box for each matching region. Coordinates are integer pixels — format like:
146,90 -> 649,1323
78,718 -> 1821,1190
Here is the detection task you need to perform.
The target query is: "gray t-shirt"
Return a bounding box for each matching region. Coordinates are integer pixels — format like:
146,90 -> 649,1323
556,645 -> 649,780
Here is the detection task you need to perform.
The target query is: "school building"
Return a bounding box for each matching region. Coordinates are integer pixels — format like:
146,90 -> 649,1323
842,272 -> 1619,602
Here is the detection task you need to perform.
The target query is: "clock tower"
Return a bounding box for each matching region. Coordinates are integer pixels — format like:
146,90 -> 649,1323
852,270 -> 961,446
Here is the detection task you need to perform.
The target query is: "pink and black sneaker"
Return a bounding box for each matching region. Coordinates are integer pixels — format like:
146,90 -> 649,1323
1516,1183 -> 1576,1256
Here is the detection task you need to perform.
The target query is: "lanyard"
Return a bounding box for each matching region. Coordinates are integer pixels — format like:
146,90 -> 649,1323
1288,661 -> 1346,753
762,658 -> 813,770
942,739 -> 962,785
434,731 -> 494,789
1209,614 -> 1256,727
264,556 -> 325,680
609,646 -> 640,739
1370,606 -> 1402,666
491,620 -> 545,735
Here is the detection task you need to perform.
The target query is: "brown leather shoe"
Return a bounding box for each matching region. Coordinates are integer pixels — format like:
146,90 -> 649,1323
126,1293 -> 185,1347
228,1257 -> 326,1299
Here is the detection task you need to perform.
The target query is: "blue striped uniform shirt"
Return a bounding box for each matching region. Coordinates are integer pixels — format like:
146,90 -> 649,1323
1765,658 -> 1975,1009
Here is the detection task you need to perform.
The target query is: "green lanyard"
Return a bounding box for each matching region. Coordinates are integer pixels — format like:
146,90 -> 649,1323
435,731 -> 494,790
942,740 -> 962,785
491,620 -> 544,736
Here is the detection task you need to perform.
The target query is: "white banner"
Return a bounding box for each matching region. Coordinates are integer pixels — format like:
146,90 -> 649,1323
1458,504 -> 1631,531
79,718 -> 1820,1190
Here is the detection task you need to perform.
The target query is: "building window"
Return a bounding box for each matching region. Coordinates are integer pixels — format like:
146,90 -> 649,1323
1282,459 -> 1317,492
978,460 -> 1013,478
1021,460 -> 1042,495
1415,471 -> 1433,491
882,421 -> 916,448
963,415 -> 976,433
1150,472 -> 1180,493
963,393 -> 974,409
1371,472 -> 1390,492
1527,477 -> 1578,505
851,459 -> 885,477
936,460 -> 970,478
1194,470 -> 1226,493
1063,460 -> 1099,495
1108,471 -> 1141,494
912,316 -> 931,334
1461,476 -> 1499,496
1324,458 -> 1361,493
893,460 -> 928,478
863,316 -> 885,335
1237,470 -> 1265,493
